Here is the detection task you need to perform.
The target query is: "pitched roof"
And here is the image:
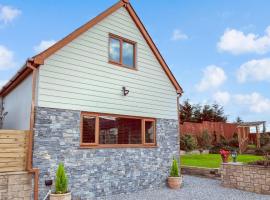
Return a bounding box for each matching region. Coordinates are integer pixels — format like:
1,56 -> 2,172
0,0 -> 183,97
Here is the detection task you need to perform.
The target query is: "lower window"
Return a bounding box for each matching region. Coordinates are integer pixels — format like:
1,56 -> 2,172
80,113 -> 156,147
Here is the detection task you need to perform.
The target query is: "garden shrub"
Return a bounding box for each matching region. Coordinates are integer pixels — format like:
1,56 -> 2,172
201,130 -> 212,149
260,133 -> 270,147
228,132 -> 239,148
261,144 -> 270,153
254,148 -> 265,156
180,134 -> 198,151
209,142 -> 238,154
220,135 -> 228,146
170,158 -> 179,177
249,153 -> 270,166
55,163 -> 68,194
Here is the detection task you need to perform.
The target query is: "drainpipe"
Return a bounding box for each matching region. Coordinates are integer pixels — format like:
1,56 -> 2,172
177,92 -> 182,171
26,59 -> 40,200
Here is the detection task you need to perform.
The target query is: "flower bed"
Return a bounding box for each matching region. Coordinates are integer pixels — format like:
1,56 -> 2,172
221,162 -> 270,194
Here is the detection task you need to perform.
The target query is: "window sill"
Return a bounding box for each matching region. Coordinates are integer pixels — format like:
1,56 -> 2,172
108,60 -> 137,71
79,144 -> 157,149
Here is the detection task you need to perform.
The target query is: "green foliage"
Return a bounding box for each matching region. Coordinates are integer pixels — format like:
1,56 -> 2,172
180,135 -> 198,151
179,99 -> 227,123
55,163 -> 68,194
228,132 -> 239,147
235,116 -> 243,123
170,158 -> 179,177
220,135 -> 228,146
179,99 -> 193,123
200,130 -> 212,149
209,142 -> 238,154
260,133 -> 270,147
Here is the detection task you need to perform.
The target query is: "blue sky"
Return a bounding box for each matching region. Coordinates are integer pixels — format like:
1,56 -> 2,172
0,0 -> 270,130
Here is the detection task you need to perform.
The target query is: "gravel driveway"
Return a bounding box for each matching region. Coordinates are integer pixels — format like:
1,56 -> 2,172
104,175 -> 269,200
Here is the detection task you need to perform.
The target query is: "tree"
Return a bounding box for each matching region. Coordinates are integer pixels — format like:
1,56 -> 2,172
179,99 -> 193,123
212,103 -> 227,122
235,116 -> 243,123
179,99 -> 227,123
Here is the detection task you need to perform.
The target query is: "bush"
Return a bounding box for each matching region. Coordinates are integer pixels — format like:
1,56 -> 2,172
209,142 -> 238,154
180,134 -> 198,151
55,163 -> 68,194
260,133 -> 270,147
197,130 -> 212,150
170,158 -> 179,177
220,135 -> 228,146
228,133 -> 239,148
249,153 -> 270,166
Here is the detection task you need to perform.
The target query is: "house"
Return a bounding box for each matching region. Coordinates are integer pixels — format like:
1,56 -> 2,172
0,0 -> 183,198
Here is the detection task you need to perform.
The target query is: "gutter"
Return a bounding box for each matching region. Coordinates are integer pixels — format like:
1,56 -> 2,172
26,59 -> 40,200
177,92 -> 183,170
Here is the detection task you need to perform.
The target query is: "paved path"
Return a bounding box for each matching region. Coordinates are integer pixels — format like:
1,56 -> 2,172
105,175 -> 269,200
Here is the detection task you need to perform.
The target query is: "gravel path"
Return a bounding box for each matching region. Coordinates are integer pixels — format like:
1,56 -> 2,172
104,175 -> 269,200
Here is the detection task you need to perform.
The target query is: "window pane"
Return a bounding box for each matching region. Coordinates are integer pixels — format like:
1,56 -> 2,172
99,116 -> 141,144
109,38 -> 120,63
145,121 -> 154,143
82,116 -> 96,143
122,42 -> 134,68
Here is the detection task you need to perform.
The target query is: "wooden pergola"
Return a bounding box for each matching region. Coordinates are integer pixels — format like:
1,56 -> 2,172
237,121 -> 266,149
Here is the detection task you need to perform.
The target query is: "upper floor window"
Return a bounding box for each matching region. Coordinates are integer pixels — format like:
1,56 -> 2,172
109,33 -> 136,69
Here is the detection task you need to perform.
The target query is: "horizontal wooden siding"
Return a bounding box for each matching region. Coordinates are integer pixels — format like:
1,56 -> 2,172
38,7 -> 178,119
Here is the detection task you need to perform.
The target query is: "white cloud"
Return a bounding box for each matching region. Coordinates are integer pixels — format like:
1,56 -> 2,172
213,91 -> 231,105
237,58 -> 270,83
34,40 -> 56,53
217,26 -> 270,54
171,29 -> 188,41
0,45 -> 15,70
0,5 -> 21,24
196,65 -> 227,92
234,92 -> 270,113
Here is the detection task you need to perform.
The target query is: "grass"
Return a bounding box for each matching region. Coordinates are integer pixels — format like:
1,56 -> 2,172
181,154 -> 263,168
247,144 -> 256,149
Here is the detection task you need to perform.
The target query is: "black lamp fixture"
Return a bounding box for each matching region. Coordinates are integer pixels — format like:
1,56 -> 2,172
122,86 -> 129,96
45,179 -> 53,187
231,150 -> 238,163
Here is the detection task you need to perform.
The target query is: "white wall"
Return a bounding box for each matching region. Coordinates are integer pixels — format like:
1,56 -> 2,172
2,74 -> 32,130
37,7 -> 178,119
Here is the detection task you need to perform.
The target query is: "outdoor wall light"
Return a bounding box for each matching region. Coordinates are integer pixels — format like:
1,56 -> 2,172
231,150 -> 238,163
45,179 -> 53,187
122,86 -> 129,96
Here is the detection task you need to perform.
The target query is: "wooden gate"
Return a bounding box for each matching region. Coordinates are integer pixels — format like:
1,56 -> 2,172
0,130 -> 29,172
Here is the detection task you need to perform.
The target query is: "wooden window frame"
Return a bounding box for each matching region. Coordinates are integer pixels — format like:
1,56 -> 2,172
80,112 -> 156,148
143,119 -> 156,146
108,33 -> 137,70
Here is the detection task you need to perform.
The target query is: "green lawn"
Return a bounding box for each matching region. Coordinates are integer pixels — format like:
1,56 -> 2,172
181,154 -> 262,168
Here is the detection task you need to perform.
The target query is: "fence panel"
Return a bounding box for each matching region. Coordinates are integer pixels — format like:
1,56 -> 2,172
0,130 -> 29,172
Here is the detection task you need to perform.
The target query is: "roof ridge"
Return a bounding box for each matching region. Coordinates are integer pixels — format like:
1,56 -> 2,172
0,0 -> 183,97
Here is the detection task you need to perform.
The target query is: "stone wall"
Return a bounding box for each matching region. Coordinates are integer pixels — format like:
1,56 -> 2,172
33,107 -> 179,199
0,171 -> 32,200
221,163 -> 270,194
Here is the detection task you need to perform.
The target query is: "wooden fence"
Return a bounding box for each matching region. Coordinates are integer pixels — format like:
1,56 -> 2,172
0,130 -> 29,172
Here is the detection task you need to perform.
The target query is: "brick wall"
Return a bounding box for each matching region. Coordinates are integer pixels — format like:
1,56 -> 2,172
221,163 -> 270,194
0,171 -> 32,200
